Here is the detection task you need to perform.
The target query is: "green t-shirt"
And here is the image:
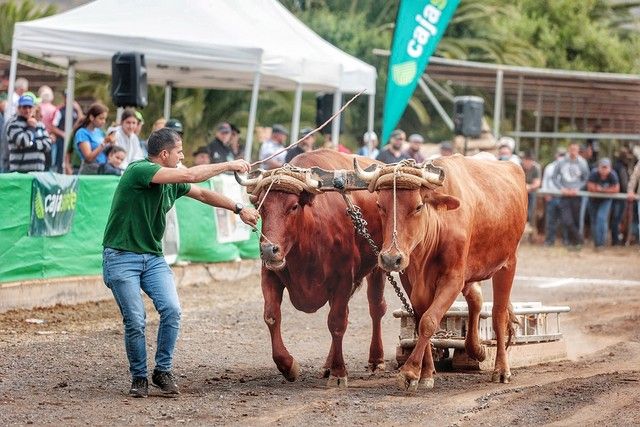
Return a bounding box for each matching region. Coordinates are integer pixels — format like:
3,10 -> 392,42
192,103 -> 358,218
102,158 -> 191,255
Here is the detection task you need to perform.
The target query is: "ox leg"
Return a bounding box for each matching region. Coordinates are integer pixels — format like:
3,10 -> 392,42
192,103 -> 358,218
366,270 -> 387,372
418,341 -> 435,389
491,260 -> 517,384
463,282 -> 487,362
325,291 -> 350,388
398,282 -> 461,392
262,273 -> 300,382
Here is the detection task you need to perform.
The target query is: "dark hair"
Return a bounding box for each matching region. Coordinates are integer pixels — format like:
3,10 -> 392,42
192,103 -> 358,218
71,102 -> 108,144
105,145 -> 126,157
121,108 -> 137,123
148,128 -> 180,156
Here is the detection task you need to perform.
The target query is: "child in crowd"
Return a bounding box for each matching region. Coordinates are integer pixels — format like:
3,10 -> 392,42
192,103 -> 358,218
99,145 -> 126,176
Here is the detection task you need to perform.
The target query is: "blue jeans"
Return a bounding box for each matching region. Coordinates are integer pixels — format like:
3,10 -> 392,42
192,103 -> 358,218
102,248 -> 181,379
588,199 -> 612,247
545,197 -> 563,245
610,199 -> 626,245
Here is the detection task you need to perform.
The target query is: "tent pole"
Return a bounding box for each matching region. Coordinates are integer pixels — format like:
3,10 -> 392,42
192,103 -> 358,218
331,89 -> 342,149
367,93 -> 375,134
244,70 -> 261,162
62,60 -> 76,166
164,82 -> 172,119
6,47 -> 18,118
290,83 -> 302,145
515,75 -> 523,152
493,69 -> 503,139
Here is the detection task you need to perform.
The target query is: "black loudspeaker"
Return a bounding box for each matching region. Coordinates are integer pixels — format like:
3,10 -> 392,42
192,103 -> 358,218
111,52 -> 148,108
453,96 -> 484,137
316,93 -> 343,134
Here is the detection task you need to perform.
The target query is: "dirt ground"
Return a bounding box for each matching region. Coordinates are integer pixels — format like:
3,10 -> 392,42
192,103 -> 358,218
1,243 -> 639,426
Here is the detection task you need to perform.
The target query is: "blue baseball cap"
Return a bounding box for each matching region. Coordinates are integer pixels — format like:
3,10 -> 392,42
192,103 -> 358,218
18,95 -> 35,107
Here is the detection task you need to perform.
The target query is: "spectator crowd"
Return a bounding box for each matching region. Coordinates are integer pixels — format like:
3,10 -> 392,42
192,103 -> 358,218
1,76 -> 639,249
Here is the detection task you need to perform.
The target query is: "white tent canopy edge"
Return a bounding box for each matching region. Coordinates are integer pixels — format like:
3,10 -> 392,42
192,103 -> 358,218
9,0 -> 376,160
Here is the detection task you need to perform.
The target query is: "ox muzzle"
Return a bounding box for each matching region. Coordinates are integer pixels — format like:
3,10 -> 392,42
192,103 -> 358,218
260,242 -> 286,271
379,249 -> 408,272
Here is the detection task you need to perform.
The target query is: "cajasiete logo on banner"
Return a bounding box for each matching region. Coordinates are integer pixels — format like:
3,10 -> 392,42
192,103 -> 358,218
30,173 -> 79,236
382,0 -> 460,145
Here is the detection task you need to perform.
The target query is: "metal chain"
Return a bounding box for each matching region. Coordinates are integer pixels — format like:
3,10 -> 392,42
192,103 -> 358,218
341,193 -> 415,318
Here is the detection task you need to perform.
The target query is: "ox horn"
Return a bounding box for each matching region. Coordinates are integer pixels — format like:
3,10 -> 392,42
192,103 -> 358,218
421,163 -> 445,185
353,158 -> 380,181
234,170 -> 263,187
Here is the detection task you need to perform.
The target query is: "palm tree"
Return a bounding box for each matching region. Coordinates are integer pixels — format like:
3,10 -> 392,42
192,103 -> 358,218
0,0 -> 57,55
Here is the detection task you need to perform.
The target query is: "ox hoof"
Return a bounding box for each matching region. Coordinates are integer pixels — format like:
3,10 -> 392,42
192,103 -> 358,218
491,370 -> 511,384
327,375 -> 348,389
396,373 -> 419,392
320,368 -> 331,379
368,362 -> 386,373
419,377 -> 435,389
283,359 -> 301,382
477,345 -> 487,362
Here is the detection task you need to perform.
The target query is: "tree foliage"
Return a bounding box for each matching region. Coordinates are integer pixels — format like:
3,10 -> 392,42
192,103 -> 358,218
0,0 -> 57,55
3,0 -> 640,155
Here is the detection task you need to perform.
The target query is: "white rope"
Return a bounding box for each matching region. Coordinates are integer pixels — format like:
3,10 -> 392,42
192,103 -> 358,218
250,89 -> 365,168
253,176 -> 279,247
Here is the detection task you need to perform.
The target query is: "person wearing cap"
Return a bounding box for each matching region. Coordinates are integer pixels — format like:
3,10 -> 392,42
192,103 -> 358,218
113,108 -> 145,170
376,129 -> 410,164
586,158 -> 619,250
259,124 -> 288,170
4,94 -> 51,172
552,141 -> 590,249
521,150 -> 542,228
404,133 -> 426,163
497,140 -> 521,165
207,122 -> 234,164
357,131 -> 379,159
164,119 -> 183,135
541,147 -> 567,246
284,127 -> 315,163
102,127 -> 259,398
192,146 -> 211,166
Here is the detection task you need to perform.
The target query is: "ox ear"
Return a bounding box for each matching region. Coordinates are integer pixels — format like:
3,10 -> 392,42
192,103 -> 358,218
422,188 -> 460,211
298,190 -> 316,207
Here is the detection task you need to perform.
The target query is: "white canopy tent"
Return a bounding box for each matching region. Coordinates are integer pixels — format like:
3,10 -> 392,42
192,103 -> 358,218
8,0 -> 377,159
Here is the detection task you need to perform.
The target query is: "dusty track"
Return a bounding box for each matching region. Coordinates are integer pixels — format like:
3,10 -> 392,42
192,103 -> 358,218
1,244 -> 639,425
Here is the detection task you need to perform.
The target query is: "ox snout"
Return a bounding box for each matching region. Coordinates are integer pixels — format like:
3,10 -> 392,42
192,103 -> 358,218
260,242 -> 286,271
379,251 -> 407,272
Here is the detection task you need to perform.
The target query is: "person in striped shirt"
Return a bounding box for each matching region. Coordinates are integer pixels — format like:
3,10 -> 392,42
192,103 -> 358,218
5,95 -> 51,172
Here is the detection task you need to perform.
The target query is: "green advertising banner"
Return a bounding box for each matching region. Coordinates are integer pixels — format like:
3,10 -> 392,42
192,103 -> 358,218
30,172 -> 79,237
381,0 -> 460,145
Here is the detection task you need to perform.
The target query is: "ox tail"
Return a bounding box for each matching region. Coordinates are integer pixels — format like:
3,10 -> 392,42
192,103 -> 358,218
506,304 -> 520,349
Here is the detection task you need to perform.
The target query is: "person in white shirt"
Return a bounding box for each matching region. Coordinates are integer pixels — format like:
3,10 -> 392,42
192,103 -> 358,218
114,108 -> 145,169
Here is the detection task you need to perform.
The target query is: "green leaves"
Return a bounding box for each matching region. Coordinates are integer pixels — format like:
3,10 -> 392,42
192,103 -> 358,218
0,0 -> 56,54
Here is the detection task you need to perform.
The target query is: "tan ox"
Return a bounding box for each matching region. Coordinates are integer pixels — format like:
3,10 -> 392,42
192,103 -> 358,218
355,154 -> 527,391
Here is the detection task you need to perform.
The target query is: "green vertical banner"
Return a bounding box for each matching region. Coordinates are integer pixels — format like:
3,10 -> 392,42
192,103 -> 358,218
382,0 -> 460,145
30,172 -> 79,237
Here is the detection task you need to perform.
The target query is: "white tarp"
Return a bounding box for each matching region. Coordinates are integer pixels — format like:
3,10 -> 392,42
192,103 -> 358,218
12,0 -> 376,94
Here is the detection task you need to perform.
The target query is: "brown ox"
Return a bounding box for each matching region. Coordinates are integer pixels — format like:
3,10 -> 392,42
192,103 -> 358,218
238,149 -> 386,387
355,154 -> 527,391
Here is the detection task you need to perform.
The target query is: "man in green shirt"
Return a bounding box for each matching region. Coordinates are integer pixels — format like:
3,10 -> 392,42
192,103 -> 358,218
102,128 -> 259,398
